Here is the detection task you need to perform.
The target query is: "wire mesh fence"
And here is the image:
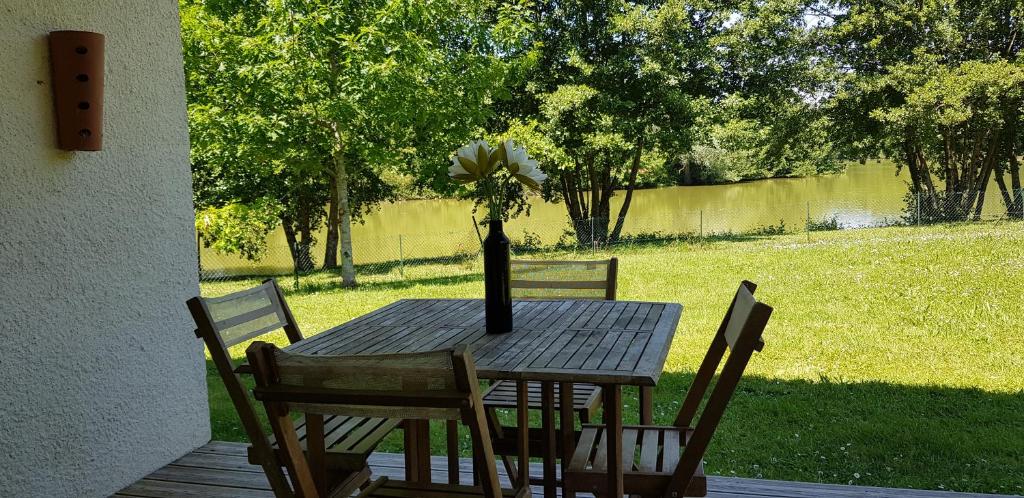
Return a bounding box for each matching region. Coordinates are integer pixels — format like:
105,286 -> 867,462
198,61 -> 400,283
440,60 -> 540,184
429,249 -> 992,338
197,189 -> 1024,290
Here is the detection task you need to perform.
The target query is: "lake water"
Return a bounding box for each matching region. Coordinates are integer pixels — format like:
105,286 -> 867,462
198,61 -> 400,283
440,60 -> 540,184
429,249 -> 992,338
199,161 -> 1016,274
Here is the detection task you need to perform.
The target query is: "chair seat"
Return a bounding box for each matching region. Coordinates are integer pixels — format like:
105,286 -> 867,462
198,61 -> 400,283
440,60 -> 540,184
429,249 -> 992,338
482,380 -> 602,418
247,414 -> 401,471
356,477 -> 527,498
564,424 -> 707,497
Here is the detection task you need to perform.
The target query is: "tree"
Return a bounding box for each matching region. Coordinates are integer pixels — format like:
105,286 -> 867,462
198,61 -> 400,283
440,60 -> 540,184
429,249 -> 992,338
183,1 -> 329,272
682,0 -> 843,184
255,0 -> 507,285
183,0 -> 507,280
495,0 -> 718,246
825,0 -> 1024,219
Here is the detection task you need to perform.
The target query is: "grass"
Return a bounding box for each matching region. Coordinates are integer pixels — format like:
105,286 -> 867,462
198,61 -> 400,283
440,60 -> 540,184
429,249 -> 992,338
200,222 -> 1024,495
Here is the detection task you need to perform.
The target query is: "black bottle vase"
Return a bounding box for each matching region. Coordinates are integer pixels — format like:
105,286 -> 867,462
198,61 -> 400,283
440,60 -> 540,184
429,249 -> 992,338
483,219 -> 513,334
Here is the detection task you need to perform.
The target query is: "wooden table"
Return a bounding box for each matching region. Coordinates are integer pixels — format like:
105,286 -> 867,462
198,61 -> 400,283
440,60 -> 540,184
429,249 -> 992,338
285,298 -> 682,498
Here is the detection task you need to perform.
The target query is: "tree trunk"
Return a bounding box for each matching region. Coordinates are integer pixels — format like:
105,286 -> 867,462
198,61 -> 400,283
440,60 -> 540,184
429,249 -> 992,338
590,155 -> 614,246
283,213 -> 315,273
903,139 -> 940,216
561,162 -> 595,248
610,139 -> 644,242
332,138 -> 357,287
282,216 -> 300,271
993,159 -> 1014,214
298,227 -> 315,272
1009,151 -> 1023,218
1006,117 -> 1022,218
968,131 -> 1000,220
323,172 -> 340,269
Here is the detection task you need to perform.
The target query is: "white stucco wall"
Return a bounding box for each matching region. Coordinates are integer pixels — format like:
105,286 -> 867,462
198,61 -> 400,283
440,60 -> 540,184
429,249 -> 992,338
0,1 -> 209,496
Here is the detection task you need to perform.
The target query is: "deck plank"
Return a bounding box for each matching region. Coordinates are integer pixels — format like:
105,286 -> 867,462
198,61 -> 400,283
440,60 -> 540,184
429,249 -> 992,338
111,442 -> 1019,498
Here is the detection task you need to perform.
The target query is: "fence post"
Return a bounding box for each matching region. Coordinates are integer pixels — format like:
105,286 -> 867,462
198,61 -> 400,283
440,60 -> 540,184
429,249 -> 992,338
806,201 -> 811,243
398,234 -> 405,278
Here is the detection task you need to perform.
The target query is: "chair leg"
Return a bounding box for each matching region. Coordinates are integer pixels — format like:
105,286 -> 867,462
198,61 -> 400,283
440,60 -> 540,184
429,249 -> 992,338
560,382 -> 576,498
486,406 -> 520,483
330,466 -> 371,498
542,382 -> 557,497
472,436 -> 481,486
446,420 -> 460,485
256,456 -> 295,498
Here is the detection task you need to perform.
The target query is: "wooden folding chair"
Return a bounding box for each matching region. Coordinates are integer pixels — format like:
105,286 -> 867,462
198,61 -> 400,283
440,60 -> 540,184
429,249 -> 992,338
563,281 -> 772,497
247,342 -> 532,498
187,279 -> 401,497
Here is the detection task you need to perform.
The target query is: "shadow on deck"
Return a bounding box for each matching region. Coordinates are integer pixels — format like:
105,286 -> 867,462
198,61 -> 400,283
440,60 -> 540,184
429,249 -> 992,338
112,441 -> 1019,498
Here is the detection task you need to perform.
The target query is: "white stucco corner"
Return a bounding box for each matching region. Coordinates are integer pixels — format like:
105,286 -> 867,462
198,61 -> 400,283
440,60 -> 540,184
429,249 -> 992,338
0,1 -> 209,496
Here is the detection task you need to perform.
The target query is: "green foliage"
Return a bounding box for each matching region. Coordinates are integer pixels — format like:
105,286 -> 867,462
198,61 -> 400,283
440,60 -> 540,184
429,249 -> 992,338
508,229 -> 543,253
824,0 -> 1023,217
808,215 -> 842,232
489,0 -> 724,242
685,95 -> 843,184
182,0 -> 514,273
747,219 -> 788,236
196,199 -> 282,260
870,58 -> 1024,143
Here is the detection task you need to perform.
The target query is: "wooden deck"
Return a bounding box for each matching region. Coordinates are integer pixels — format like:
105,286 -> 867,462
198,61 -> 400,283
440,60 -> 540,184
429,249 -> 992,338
112,441 -> 1018,498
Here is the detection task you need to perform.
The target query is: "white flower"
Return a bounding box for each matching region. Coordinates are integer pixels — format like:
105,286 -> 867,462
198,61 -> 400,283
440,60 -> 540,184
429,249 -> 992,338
449,140 -> 499,183
500,139 -> 546,191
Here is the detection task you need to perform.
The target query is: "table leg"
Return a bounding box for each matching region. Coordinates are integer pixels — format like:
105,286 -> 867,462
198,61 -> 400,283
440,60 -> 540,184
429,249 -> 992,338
516,381 -> 530,489
559,382 -> 576,498
403,419 -> 431,482
603,384 -> 624,498
640,386 -> 654,425
306,413 -> 326,496
541,381 -> 557,498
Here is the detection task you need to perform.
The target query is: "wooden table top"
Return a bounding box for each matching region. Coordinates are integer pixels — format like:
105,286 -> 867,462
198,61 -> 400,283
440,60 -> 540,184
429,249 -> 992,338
287,298 -> 682,386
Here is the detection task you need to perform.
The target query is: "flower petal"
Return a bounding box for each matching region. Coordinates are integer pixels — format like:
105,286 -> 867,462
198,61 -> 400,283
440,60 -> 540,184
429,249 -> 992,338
514,174 -> 542,191
457,156 -> 481,177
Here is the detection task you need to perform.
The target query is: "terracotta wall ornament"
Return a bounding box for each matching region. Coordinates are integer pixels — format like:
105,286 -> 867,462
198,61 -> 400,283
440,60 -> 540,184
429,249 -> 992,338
48,31 -> 104,151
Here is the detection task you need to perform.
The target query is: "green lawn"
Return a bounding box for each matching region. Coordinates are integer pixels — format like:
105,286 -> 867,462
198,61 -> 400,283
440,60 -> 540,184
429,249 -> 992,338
200,222 -> 1024,495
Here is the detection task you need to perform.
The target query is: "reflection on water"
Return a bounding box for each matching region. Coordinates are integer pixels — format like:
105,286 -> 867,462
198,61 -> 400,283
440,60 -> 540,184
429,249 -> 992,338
200,162 -> 1016,273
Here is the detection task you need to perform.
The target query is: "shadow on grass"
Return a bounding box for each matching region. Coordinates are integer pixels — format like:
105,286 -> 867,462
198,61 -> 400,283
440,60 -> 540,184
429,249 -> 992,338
288,272 -> 483,296
350,252 -> 479,277
199,229 -> 795,286
205,359 -> 1024,495
651,373 -> 1024,494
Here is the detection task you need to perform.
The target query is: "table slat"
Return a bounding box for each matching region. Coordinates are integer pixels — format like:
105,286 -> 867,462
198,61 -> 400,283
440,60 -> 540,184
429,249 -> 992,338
289,299 -> 681,386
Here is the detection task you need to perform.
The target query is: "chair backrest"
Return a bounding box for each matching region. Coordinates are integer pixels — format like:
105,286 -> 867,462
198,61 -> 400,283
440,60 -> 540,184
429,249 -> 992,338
186,279 -> 304,475
666,281 -> 771,497
191,279 -> 303,348
510,257 -> 618,300
247,343 -> 508,498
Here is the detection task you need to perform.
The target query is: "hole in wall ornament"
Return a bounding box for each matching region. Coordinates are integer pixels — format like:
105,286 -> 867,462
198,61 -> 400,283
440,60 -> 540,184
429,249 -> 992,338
49,31 -> 104,151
